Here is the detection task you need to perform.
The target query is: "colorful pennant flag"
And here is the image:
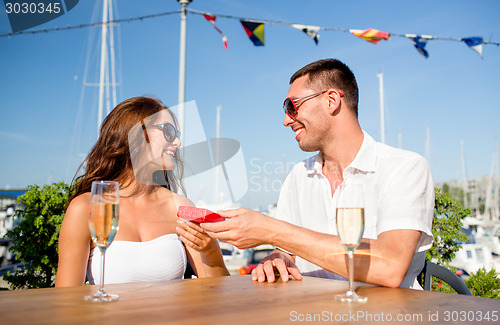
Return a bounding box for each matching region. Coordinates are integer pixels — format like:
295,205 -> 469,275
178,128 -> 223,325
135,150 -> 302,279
203,14 -> 228,49
350,28 -> 390,44
405,34 -> 432,58
240,20 -> 265,46
291,24 -> 320,45
462,37 -> 483,57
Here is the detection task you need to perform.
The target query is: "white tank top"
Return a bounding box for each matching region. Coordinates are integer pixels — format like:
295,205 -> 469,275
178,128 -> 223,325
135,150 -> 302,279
86,233 -> 187,284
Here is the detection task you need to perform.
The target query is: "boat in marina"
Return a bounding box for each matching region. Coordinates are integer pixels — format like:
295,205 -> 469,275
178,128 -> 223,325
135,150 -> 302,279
451,217 -> 500,277
475,223 -> 500,256
449,242 -> 499,276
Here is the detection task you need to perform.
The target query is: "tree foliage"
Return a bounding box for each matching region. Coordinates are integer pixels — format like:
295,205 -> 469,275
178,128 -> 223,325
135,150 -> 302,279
427,188 -> 470,264
465,267 -> 500,299
428,188 -> 499,299
2,183 -> 498,298
2,182 -> 69,289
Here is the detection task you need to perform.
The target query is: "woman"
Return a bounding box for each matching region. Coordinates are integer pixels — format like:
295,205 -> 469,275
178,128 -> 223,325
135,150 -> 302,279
56,96 -> 228,287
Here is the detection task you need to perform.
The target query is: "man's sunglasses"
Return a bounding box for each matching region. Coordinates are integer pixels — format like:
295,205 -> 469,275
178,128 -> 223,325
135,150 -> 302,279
153,122 -> 181,143
283,90 -> 344,119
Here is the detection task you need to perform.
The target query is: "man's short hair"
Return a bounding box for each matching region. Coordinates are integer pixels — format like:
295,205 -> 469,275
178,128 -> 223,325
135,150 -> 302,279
290,59 -> 359,117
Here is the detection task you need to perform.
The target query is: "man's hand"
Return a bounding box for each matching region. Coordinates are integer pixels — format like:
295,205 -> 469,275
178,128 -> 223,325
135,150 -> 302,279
251,250 -> 302,283
200,208 -> 271,249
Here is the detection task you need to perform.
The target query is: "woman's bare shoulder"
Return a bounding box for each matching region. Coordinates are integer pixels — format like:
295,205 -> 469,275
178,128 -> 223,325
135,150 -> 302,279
69,192 -> 90,207
60,193 -> 92,241
65,193 -> 91,218
154,186 -> 194,209
172,192 -> 195,209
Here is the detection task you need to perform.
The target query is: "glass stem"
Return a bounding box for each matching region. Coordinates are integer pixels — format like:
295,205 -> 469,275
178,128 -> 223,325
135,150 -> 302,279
99,248 -> 107,294
347,249 -> 354,293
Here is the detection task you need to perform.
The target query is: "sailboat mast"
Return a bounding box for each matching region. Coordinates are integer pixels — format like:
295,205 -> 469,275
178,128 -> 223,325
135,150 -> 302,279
214,105 -> 221,205
425,126 -> 431,173
376,72 -> 385,144
177,0 -> 192,146
460,140 -> 468,207
494,140 -> 499,220
108,0 -> 117,111
97,0 -> 109,134
485,140 -> 499,221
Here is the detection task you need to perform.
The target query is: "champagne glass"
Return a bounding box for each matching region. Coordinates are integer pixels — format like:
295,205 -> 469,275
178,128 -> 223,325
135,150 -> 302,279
335,182 -> 367,302
84,181 -> 120,302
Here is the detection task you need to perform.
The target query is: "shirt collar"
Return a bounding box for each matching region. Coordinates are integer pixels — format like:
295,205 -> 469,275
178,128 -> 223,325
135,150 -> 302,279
347,131 -> 377,173
306,130 -> 377,176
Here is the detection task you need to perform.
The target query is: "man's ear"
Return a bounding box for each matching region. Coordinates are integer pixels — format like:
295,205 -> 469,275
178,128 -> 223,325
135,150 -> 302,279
327,89 -> 342,115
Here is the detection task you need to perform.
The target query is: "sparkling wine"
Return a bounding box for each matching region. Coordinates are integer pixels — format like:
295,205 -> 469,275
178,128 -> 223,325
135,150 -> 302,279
85,180 -> 120,302
89,202 -> 119,248
336,207 -> 364,249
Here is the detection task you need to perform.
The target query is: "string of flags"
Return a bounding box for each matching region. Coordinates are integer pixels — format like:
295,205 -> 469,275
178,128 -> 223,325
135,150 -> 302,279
407,35 -> 432,58
2,7 -> 498,59
291,24 -> 320,45
202,14 -> 228,49
0,10 -> 182,37
350,28 -> 390,44
240,20 -> 265,46
190,8 -> 498,59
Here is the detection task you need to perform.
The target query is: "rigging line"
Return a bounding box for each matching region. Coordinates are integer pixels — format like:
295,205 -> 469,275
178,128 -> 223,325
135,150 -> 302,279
187,8 -> 500,46
392,32 -> 500,45
2,7 -> 499,46
187,8 -> 348,32
0,10 -> 181,38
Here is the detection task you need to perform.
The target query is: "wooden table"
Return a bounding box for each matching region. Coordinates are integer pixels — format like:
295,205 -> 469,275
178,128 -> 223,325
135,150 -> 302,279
0,276 -> 498,324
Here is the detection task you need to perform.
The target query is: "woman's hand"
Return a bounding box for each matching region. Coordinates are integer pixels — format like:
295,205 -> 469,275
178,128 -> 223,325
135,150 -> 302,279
176,219 -> 216,252
177,218 -> 230,277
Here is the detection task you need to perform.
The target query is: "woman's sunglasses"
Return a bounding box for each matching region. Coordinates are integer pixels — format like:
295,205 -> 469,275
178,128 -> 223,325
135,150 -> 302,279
153,122 -> 181,143
283,90 -> 344,119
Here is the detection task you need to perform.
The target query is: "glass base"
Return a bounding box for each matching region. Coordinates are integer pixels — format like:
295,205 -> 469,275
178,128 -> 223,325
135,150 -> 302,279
84,289 -> 119,302
335,290 -> 367,303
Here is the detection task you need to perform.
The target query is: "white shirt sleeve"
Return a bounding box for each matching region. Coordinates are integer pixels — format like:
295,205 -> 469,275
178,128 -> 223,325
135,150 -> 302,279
376,155 -> 434,251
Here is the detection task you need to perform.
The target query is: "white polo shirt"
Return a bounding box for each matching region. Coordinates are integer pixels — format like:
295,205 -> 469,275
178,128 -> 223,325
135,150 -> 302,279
275,131 -> 434,289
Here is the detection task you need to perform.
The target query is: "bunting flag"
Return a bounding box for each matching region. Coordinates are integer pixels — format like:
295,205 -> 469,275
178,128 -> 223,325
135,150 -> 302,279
6,7 -> 497,60
350,28 -> 390,44
203,14 -> 228,49
240,20 -> 265,46
406,34 -> 432,58
462,37 -> 483,57
291,24 -> 320,45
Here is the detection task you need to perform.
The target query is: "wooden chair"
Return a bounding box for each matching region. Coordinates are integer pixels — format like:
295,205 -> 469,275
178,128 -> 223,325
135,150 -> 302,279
418,260 -> 472,295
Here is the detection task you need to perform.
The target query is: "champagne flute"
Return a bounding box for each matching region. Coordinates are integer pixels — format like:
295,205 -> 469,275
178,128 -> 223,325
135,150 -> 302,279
335,182 -> 367,302
84,181 -> 120,302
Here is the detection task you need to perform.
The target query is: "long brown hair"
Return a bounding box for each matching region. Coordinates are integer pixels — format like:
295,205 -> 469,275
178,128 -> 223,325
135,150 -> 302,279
68,96 -> 184,205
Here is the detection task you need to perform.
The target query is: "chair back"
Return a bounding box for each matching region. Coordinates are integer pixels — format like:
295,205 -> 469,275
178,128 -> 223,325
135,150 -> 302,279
418,260 -> 472,295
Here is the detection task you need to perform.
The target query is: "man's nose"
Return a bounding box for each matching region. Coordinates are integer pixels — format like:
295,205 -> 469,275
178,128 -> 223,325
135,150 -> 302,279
283,112 -> 294,127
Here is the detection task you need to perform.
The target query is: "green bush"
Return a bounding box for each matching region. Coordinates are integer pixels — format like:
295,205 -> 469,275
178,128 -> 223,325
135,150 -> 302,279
2,182 -> 69,289
428,188 -> 499,299
466,267 -> 500,299
427,188 -> 470,264
2,183 -> 499,297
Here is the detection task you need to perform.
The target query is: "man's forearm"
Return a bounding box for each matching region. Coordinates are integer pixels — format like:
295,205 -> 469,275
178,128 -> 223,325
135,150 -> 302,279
267,218 -> 347,277
267,218 -> 419,287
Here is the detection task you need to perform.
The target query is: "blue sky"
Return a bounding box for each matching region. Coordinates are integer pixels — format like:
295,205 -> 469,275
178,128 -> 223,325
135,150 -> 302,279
1,0 -> 499,209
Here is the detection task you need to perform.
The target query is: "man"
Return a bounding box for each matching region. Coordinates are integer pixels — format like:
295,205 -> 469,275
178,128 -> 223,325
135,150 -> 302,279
201,59 -> 434,289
